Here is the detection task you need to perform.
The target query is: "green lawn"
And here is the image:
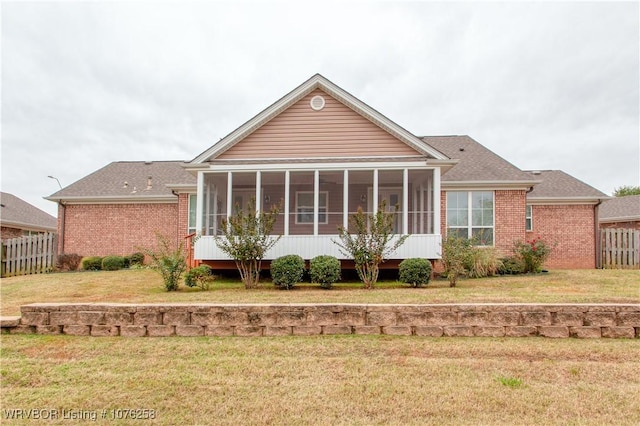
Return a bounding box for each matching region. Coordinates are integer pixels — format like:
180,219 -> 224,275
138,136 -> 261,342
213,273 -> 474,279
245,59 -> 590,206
1,269 -> 639,425
1,335 -> 638,425
1,268 -> 639,316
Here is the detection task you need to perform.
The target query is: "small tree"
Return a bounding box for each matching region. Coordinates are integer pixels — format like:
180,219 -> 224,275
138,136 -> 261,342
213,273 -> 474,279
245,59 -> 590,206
142,234 -> 187,291
215,198 -> 281,289
334,202 -> 408,289
439,233 -> 472,287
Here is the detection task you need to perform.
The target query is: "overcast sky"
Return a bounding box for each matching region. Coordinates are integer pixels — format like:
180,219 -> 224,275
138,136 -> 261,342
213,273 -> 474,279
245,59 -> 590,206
2,1 -> 638,218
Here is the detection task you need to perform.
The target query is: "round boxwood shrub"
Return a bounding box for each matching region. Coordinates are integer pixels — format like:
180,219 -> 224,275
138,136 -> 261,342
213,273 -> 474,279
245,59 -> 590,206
129,252 -> 145,266
102,255 -> 126,271
270,255 -> 305,290
310,255 -> 341,289
185,265 -> 215,290
82,256 -> 103,271
398,258 -> 432,288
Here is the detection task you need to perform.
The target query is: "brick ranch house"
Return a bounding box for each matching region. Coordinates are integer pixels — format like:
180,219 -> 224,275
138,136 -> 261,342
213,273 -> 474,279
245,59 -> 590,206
1,192 -> 57,240
46,74 -> 609,269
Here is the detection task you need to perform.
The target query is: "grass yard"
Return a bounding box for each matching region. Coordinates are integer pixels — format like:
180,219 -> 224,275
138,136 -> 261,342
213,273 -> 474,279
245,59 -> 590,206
1,268 -> 639,316
1,269 -> 638,425
1,335 -> 639,425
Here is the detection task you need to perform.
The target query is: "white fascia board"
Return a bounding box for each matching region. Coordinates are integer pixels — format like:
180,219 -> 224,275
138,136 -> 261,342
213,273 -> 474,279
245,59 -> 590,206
165,184 -> 197,193
0,220 -> 57,232
190,74 -> 450,164
44,196 -> 178,204
442,180 -> 541,191
201,160 -> 438,172
526,197 -> 606,205
600,216 -> 640,223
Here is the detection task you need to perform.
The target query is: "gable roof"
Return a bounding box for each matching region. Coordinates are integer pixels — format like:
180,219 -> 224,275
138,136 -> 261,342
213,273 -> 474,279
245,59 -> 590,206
421,135 -> 540,188
525,170 -> 608,204
599,195 -> 640,223
1,192 -> 57,232
45,161 -> 196,203
191,74 -> 450,163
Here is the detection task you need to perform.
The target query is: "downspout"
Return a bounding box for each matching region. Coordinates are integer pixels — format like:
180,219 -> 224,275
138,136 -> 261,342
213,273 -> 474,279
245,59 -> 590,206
594,199 -> 603,269
58,201 -> 66,255
171,190 -> 180,249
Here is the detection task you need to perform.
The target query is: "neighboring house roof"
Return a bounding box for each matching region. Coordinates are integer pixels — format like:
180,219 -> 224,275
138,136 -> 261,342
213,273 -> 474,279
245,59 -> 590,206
45,161 -> 196,203
599,195 -> 640,223
421,135 -> 540,188
0,192 -> 57,232
190,74 -> 451,164
525,170 -> 608,204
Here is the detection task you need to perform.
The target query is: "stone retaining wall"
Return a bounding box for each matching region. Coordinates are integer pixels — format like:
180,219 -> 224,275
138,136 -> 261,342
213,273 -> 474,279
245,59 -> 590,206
2,303 -> 639,338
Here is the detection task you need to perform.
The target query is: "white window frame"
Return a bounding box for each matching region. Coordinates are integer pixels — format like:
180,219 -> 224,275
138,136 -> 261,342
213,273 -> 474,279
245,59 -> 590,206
525,204 -> 533,231
295,191 -> 328,224
188,193 -> 197,234
446,191 -> 495,246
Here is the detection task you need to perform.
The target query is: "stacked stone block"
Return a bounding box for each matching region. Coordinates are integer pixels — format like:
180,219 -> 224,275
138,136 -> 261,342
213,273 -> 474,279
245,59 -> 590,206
2,303 -> 638,338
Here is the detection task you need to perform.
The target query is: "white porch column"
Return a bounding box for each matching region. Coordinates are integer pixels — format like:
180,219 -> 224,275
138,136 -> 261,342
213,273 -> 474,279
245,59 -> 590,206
226,171 -> 233,219
372,169 -> 379,212
313,170 -> 319,236
255,171 -> 262,214
419,182 -> 425,234
196,171 -> 204,235
433,167 -> 441,235
343,169 -> 349,229
403,168 -> 409,234
284,170 -> 290,236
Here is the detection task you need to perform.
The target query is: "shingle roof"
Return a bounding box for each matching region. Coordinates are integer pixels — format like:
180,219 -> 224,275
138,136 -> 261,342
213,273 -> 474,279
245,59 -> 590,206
525,170 -> 608,200
420,135 -> 537,183
0,192 -> 57,231
46,161 -> 196,201
599,195 -> 640,222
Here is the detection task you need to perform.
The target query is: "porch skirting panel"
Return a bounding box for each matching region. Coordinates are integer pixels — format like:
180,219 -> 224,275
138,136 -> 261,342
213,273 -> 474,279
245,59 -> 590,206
194,234 -> 442,261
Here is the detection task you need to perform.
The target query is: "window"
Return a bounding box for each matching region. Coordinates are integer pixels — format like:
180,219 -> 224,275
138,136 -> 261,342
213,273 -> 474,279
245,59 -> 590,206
446,191 -> 494,245
525,205 -> 533,231
188,194 -> 197,234
296,191 -> 328,224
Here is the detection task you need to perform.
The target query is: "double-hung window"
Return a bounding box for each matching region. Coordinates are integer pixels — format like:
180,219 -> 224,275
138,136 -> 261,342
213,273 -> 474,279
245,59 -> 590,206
525,205 -> 533,231
296,191 -> 328,224
188,194 -> 197,234
446,191 -> 494,245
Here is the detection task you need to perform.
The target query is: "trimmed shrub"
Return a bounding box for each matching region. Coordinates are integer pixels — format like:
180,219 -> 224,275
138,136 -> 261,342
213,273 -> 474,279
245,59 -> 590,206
513,238 -> 553,273
102,256 -> 125,271
498,257 -> 525,275
82,256 -> 103,271
56,253 -> 82,272
398,258 -> 432,287
270,255 -> 305,290
310,255 -> 341,289
185,265 -> 215,290
129,252 -> 145,266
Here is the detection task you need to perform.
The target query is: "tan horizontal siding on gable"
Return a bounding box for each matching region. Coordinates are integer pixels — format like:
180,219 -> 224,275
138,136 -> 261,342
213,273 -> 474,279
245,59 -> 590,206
218,89 -> 420,159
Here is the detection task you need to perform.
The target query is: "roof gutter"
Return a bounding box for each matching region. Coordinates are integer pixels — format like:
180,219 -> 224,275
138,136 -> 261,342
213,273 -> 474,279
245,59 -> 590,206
595,198 -> 603,269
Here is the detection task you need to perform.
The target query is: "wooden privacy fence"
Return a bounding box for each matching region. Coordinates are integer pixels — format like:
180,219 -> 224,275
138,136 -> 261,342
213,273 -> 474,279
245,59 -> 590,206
1,232 -> 57,277
601,228 -> 639,269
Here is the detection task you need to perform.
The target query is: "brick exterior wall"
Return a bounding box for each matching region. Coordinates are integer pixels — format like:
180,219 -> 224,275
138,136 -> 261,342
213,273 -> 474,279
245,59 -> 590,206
527,204 -> 597,269
5,303 -> 639,338
59,203 -> 182,257
1,226 -> 23,240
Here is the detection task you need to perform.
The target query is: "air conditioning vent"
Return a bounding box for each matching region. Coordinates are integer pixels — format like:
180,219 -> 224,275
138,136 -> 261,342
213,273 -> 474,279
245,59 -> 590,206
310,95 -> 325,111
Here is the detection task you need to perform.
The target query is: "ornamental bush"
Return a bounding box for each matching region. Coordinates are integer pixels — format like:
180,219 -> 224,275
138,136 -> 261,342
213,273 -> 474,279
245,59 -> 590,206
513,238 -> 552,273
270,255 -> 305,290
102,255 -> 126,271
497,256 -> 525,275
465,247 -> 503,278
56,253 -> 82,272
129,252 -> 145,266
398,258 -> 432,287
439,234 -> 472,287
81,256 -> 103,271
310,255 -> 341,289
184,265 -> 215,290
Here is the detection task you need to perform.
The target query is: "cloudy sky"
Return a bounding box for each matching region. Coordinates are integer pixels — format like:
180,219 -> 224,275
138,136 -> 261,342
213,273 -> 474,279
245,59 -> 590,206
2,1 -> 638,217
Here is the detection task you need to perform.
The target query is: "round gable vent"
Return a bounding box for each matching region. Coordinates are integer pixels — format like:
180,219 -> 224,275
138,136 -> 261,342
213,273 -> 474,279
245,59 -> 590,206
310,95 -> 325,111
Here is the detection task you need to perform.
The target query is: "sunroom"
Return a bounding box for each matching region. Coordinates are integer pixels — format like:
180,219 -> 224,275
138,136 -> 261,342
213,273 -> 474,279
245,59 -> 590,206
191,162 -> 443,262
